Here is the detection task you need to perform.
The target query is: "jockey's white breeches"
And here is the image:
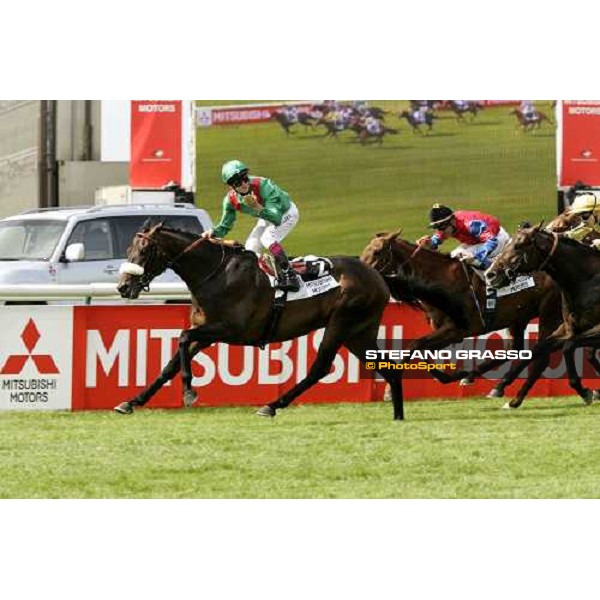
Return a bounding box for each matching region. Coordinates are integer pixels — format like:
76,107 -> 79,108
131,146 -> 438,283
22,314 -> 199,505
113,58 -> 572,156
450,227 -> 510,263
245,201 -> 300,255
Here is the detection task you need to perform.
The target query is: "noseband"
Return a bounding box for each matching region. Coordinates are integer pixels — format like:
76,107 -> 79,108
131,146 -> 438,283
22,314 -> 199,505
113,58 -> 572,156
502,230 -> 559,280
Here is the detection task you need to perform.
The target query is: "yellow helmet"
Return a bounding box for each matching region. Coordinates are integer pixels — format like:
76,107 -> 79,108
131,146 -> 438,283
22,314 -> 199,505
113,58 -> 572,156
568,192 -> 599,214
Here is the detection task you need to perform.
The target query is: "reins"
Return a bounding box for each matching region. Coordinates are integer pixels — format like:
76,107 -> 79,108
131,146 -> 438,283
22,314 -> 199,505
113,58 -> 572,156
136,232 -> 228,287
537,231 -> 559,271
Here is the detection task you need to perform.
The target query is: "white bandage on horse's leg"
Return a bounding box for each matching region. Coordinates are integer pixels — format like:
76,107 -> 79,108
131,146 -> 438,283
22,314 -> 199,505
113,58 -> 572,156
119,262 -> 145,276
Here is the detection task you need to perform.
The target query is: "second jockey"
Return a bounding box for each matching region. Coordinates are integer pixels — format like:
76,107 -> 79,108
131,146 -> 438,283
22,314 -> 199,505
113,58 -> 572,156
202,160 -> 301,292
417,203 -> 510,269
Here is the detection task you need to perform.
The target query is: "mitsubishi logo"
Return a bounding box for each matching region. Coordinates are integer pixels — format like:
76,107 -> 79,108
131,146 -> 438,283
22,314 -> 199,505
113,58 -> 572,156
0,319 -> 59,375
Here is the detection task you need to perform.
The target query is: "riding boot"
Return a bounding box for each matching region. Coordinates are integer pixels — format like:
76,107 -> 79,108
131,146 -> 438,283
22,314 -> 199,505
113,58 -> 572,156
273,251 -> 301,293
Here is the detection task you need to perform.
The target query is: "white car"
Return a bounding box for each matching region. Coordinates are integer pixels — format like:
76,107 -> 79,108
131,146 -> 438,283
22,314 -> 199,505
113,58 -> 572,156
0,203 -> 213,304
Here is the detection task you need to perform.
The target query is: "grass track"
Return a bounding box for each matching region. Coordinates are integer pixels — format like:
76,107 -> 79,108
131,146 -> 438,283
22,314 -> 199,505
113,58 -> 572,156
2,397 -> 599,498
196,100 -> 556,256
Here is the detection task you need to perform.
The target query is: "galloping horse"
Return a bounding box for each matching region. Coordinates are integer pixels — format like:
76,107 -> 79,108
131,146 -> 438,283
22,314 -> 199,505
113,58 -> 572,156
447,101 -> 483,122
115,222 -> 405,420
361,232 -> 563,405
509,109 -> 553,133
398,110 -> 436,135
357,122 -> 398,145
486,226 -> 600,404
272,110 -> 315,134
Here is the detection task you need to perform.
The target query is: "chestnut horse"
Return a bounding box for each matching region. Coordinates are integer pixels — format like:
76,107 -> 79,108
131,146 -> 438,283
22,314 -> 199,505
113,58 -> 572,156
361,232 -> 563,405
115,222 -> 405,420
509,109 -> 553,133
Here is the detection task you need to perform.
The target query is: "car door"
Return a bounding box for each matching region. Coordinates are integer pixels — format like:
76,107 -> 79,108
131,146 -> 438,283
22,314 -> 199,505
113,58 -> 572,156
56,218 -> 121,284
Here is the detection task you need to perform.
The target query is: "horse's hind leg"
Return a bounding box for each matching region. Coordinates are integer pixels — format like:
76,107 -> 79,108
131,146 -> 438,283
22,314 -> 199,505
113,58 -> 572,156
257,332 -> 345,417
344,329 -> 404,421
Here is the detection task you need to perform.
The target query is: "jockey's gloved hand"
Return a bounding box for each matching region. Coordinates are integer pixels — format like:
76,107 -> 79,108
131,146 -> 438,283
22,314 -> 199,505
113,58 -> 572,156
201,229 -> 214,239
416,235 -> 432,247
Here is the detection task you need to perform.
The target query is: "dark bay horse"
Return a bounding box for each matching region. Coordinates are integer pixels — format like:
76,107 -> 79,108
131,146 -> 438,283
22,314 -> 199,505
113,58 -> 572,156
357,122 -> 398,145
398,110 -> 436,135
447,101 -> 483,122
115,223 -> 404,420
361,232 -> 563,404
272,111 -> 315,134
486,227 -> 600,404
509,109 -> 553,133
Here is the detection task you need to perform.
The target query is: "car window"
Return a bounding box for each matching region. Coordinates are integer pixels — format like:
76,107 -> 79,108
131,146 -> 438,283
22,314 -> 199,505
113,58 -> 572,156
67,219 -> 114,260
110,215 -> 205,258
0,219 -> 66,260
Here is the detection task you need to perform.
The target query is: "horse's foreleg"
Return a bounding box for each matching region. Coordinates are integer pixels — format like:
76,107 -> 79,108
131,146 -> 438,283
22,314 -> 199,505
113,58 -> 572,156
178,324 -> 228,408
114,341 -> 205,414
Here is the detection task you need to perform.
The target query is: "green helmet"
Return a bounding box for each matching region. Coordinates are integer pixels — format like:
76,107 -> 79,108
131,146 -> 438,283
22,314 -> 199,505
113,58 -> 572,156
221,160 -> 248,184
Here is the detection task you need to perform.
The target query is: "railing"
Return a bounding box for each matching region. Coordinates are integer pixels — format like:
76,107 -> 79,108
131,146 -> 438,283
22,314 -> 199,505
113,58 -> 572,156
0,283 -> 191,302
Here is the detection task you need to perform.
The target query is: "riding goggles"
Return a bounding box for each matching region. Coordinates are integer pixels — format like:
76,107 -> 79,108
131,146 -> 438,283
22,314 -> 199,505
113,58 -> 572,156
228,173 -> 249,188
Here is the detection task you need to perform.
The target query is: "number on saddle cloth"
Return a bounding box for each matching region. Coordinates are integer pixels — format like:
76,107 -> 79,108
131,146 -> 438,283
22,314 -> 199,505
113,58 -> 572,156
290,256 -> 334,281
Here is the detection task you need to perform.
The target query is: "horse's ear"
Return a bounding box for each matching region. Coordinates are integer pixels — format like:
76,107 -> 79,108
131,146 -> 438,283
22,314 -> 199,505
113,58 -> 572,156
375,232 -> 388,238
535,219 -> 545,231
149,221 -> 165,234
391,229 -> 403,240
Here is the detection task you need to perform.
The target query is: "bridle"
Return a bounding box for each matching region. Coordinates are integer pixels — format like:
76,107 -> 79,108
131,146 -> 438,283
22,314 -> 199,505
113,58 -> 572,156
371,238 -> 424,278
502,229 -> 559,281
134,232 -> 227,288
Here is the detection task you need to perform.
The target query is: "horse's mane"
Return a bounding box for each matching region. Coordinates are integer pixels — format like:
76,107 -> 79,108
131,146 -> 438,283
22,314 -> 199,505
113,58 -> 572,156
385,237 -> 470,328
155,226 -> 247,252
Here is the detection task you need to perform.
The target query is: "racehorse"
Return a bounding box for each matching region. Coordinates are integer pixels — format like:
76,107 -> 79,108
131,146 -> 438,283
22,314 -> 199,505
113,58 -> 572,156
357,122 -> 398,145
509,109 -> 553,133
486,226 -> 600,405
272,110 -> 315,134
398,110 -> 436,135
447,101 -> 483,122
361,231 -> 563,405
115,222 -> 405,420
546,210 -> 600,245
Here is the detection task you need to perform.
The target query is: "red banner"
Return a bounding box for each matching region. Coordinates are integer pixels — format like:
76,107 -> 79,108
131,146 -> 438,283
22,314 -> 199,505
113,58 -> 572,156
68,303 -> 587,411
130,100 -> 182,188
559,101 -> 600,187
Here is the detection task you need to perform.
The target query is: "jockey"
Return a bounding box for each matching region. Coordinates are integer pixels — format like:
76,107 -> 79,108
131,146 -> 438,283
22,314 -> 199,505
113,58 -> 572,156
284,105 -> 299,123
202,160 -> 301,292
520,100 -> 537,121
417,203 -> 510,269
562,192 -> 600,244
365,115 -> 382,134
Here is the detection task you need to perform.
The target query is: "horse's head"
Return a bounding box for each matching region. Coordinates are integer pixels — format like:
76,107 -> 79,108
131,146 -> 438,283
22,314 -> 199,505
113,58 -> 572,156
117,221 -> 174,299
360,230 -> 402,276
485,225 -> 552,288
546,210 -> 582,233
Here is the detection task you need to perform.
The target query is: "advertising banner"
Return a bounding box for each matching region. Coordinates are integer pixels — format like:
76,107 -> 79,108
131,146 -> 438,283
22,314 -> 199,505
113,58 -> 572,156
0,304 -> 594,410
0,307 -> 72,410
130,100 -> 182,188
559,100 -> 600,187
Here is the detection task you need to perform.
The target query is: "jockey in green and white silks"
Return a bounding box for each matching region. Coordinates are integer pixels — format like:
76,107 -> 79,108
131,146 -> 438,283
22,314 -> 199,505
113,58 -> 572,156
202,159 -> 301,292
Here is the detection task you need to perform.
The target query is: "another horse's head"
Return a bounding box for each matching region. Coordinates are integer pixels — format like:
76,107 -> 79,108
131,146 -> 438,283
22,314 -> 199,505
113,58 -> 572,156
546,210 -> 582,233
360,231 -> 402,276
117,221 -> 182,299
485,225 -> 553,288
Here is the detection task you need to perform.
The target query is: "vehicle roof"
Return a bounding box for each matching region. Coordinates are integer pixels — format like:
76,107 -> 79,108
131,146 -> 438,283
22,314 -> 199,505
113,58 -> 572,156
1,204 -> 210,222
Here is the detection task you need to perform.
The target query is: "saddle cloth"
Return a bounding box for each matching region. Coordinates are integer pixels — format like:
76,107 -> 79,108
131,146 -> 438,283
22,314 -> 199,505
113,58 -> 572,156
260,254 -> 340,301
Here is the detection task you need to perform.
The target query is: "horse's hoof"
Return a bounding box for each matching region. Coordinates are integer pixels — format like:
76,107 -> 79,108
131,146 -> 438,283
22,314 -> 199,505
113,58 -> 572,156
183,390 -> 198,408
487,388 -> 504,399
500,402 -> 516,410
114,402 -> 133,415
459,377 -> 474,387
256,405 -> 276,418
592,389 -> 600,402
583,389 -> 594,406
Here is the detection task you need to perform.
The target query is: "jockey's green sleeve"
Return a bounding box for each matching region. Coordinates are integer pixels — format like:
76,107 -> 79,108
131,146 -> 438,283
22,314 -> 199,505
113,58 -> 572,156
212,177 -> 292,238
562,215 -> 600,243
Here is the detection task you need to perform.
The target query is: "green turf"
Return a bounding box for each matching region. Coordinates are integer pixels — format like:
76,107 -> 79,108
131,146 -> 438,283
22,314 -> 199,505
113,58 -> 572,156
195,100 -> 557,256
1,397 -> 599,498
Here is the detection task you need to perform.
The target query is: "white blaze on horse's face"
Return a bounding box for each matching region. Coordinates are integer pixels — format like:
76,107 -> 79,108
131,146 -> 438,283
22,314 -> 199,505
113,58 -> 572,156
119,262 -> 145,276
